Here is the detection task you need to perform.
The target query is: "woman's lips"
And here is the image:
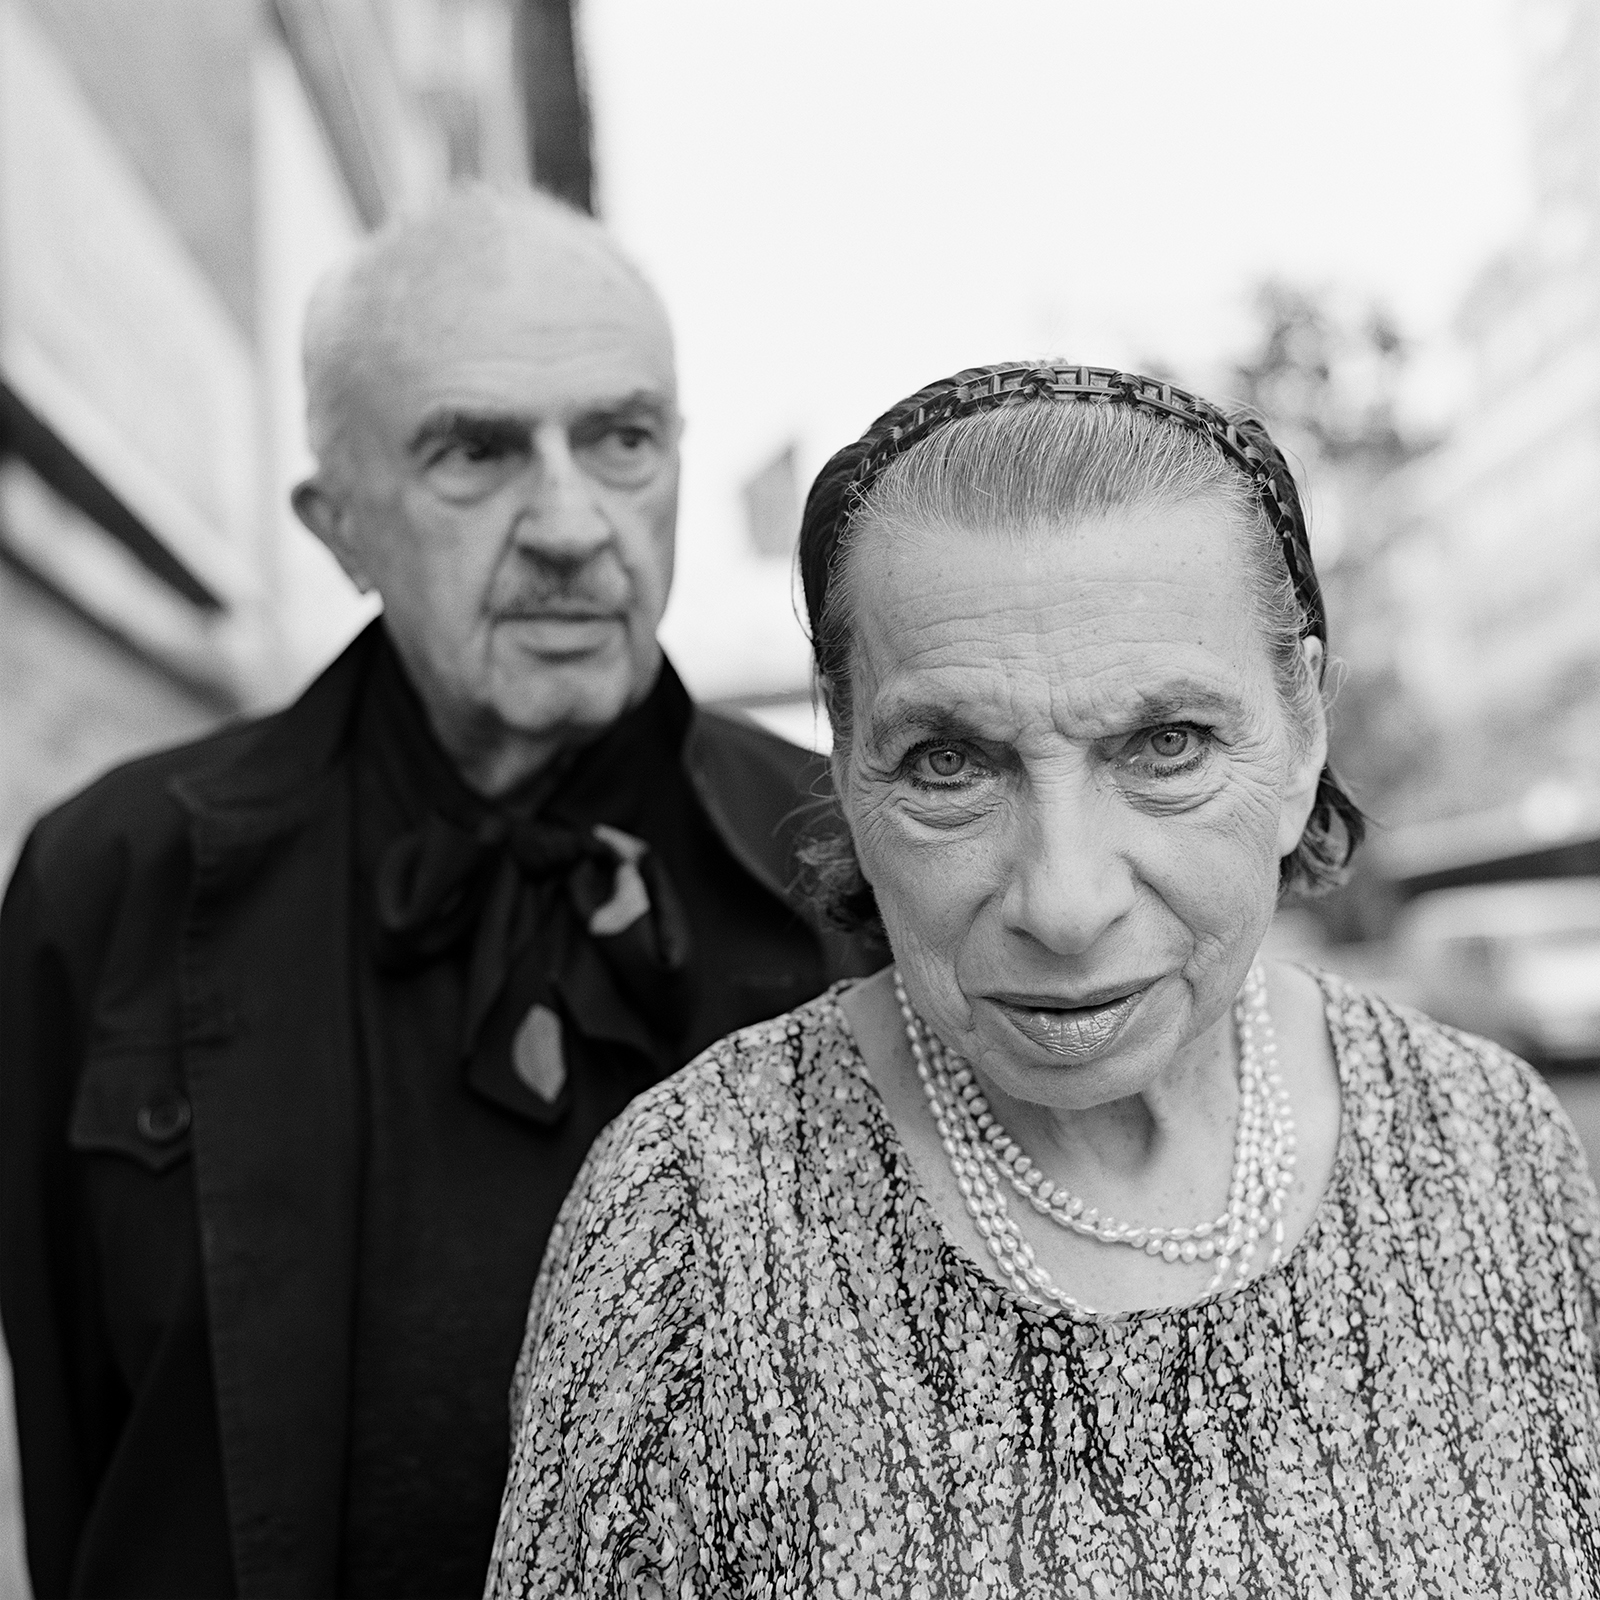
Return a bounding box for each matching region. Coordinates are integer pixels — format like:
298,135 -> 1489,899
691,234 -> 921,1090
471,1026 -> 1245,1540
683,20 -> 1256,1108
990,987 -> 1148,1062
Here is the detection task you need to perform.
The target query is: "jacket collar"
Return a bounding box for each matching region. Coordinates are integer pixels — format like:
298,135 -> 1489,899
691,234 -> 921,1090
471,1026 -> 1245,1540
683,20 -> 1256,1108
170,620 -> 381,838
170,619 -> 807,915
163,620 -> 825,1594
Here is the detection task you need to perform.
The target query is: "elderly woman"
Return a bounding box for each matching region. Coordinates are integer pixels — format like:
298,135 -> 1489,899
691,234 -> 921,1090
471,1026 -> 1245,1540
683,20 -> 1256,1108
486,366 -> 1600,1597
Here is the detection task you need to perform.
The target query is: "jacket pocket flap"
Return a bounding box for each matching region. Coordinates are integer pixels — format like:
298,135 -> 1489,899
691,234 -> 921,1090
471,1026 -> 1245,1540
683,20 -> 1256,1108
69,1045 -> 192,1174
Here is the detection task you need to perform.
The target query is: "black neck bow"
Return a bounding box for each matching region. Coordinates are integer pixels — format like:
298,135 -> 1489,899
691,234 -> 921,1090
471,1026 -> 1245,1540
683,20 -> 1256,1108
373,813 -> 692,1121
362,641 -> 695,1123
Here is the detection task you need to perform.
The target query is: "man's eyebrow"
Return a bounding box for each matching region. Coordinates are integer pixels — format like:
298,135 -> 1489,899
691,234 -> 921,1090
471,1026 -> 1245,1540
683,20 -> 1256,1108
407,393 -> 676,458
407,410 -> 533,458
570,390 -> 677,428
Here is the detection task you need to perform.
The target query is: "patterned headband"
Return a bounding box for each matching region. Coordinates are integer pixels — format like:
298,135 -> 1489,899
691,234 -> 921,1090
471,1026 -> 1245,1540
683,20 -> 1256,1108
798,361 -> 1326,647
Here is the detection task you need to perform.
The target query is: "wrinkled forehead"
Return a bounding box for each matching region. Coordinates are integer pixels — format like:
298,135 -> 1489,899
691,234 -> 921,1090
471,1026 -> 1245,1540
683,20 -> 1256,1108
842,505 -> 1277,735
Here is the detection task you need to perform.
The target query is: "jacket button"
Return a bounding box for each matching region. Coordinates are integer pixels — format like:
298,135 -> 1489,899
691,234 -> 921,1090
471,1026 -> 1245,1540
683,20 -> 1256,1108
137,1096 -> 191,1145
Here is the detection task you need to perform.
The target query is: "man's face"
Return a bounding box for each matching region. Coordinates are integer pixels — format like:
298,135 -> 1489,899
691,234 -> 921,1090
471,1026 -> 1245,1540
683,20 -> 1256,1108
306,233 -> 680,783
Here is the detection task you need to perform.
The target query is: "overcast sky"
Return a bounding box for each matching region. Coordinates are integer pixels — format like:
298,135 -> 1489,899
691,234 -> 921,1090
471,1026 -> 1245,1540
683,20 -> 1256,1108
580,0 -> 1533,702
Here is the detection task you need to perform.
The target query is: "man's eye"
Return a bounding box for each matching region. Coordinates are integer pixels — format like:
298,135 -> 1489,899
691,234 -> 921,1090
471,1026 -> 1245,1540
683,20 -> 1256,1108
578,425 -> 664,487
428,436 -> 521,474
431,442 -> 498,470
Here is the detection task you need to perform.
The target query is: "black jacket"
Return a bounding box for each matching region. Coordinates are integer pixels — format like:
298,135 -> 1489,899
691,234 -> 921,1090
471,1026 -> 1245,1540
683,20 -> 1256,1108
0,623 -> 877,1598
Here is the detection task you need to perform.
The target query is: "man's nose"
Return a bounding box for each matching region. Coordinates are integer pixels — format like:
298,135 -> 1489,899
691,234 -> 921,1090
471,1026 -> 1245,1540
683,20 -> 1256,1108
999,778 -> 1137,957
509,424 -> 612,565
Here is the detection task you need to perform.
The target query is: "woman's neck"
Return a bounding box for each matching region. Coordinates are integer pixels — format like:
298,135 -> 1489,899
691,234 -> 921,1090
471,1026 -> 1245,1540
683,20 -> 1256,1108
971,1003 -> 1239,1192
840,960 -> 1344,1316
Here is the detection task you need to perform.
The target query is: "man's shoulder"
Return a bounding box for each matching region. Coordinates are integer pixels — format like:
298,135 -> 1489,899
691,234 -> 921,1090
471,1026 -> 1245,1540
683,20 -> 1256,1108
681,701 -> 882,978
683,705 -> 832,868
688,703 -> 829,795
21,625 -> 379,894
25,715 -> 274,884
3,713 -> 292,974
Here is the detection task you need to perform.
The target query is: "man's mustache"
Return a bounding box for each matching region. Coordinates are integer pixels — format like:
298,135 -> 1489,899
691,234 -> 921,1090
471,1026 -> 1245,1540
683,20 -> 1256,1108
489,548 -> 635,617
491,580 -> 633,617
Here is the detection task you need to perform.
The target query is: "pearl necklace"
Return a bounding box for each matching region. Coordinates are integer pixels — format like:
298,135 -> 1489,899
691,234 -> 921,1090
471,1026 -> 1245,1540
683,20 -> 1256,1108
894,964 -> 1296,1314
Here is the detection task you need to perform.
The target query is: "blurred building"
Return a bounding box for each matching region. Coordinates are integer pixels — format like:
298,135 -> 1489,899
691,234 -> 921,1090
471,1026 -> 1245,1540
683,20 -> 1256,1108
1384,0 -> 1600,816
0,0 -> 530,886
0,7 -> 536,1592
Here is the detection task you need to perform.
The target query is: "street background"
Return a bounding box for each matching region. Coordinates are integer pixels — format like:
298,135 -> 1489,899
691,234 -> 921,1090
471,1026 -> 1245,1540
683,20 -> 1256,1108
2,1 -> 1599,1593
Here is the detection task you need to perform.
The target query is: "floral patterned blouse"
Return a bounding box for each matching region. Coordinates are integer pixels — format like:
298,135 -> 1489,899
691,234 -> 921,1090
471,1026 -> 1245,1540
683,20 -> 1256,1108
485,974 -> 1600,1598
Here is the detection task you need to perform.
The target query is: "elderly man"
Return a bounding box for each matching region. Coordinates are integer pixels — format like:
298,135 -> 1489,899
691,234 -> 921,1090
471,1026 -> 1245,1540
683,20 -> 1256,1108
0,187 -> 876,1599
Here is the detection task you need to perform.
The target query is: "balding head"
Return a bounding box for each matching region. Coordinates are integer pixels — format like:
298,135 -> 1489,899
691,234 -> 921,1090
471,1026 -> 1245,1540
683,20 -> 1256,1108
291,184 -> 683,797
303,185 -> 674,479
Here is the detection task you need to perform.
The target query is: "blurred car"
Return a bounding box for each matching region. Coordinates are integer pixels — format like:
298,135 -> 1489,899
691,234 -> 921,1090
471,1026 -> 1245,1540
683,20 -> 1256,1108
1391,878 -> 1600,1069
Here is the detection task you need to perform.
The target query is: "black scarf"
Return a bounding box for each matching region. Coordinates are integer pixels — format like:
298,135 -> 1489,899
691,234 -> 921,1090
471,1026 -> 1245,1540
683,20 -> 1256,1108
361,636 -> 695,1123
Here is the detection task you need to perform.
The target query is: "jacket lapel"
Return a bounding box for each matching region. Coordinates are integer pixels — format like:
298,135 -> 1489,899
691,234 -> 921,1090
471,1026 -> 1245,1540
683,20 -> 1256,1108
170,625 -> 378,1597
681,706 -> 811,906
683,704 -> 875,982
165,637 -> 863,1595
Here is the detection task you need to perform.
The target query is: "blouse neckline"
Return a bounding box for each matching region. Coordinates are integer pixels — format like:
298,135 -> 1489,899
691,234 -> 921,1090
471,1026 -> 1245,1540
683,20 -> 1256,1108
823,965 -> 1360,1331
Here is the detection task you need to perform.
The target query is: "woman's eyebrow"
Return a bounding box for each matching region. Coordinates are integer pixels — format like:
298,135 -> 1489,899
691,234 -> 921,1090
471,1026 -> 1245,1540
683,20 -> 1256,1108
866,704 -> 988,748
1127,682 -> 1244,723
867,682 -> 1244,748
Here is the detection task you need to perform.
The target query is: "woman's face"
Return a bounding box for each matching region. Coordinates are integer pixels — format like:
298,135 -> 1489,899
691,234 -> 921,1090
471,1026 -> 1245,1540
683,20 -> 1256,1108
838,497 -> 1325,1110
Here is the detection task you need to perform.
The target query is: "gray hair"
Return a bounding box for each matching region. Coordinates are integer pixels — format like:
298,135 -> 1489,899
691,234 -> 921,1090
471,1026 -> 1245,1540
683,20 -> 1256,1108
805,400 -> 1357,930
301,184 -> 669,479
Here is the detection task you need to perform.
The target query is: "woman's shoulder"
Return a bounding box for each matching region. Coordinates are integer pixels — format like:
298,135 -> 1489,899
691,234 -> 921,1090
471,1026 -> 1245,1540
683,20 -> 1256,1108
597,984 -> 863,1178
511,992 -> 865,1412
1312,965 -> 1590,1179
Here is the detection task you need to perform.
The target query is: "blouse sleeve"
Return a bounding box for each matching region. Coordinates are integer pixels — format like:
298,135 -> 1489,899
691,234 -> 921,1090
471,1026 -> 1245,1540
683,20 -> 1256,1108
485,1091 -> 713,1600
1526,1068 -> 1600,1363
1455,1023 -> 1600,1384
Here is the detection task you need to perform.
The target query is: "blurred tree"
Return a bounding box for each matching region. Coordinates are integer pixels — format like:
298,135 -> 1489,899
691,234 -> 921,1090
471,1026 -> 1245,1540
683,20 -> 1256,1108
1230,281 -> 1413,473
1227,281 -> 1439,936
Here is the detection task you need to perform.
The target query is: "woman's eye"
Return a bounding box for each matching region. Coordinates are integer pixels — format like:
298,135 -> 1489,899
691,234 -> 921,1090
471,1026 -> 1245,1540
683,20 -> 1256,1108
1148,728 -> 1194,760
909,745 -> 971,784
1126,724 -> 1210,774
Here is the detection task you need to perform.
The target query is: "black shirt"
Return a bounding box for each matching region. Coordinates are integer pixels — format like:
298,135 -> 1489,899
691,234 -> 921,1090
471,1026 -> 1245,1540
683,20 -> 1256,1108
336,638 -> 822,1597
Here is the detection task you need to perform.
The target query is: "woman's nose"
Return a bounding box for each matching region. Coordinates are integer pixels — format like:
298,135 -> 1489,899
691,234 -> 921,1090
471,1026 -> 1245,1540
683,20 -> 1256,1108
998,783 -> 1137,956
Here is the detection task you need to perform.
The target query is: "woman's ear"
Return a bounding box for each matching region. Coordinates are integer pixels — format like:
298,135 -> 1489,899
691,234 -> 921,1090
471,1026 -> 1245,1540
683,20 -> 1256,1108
1276,637 -> 1329,860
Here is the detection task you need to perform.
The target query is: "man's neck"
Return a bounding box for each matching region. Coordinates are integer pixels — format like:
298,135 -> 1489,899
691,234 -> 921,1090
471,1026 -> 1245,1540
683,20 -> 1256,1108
371,636 -> 562,801
386,636 -> 665,803
448,735 -> 568,801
